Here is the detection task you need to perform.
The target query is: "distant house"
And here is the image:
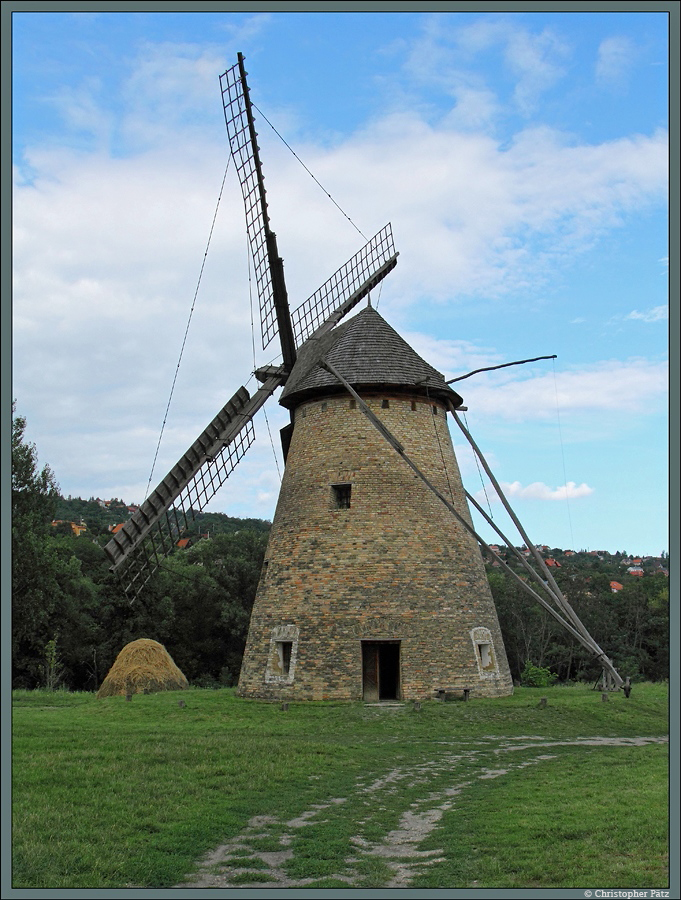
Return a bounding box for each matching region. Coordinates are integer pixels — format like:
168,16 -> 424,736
108,523 -> 126,534
176,538 -> 192,549
631,558 -> 642,566
626,566 -> 644,576
51,520 -> 88,536
564,550 -> 576,557
127,505 -> 139,514
545,558 -> 561,568
610,581 -> 624,593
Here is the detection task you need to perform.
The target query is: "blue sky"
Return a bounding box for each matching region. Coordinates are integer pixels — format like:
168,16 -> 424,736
11,9 -> 670,555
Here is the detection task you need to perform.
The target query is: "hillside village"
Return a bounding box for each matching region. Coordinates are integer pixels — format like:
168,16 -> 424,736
5,484 -> 665,692
53,495 -> 669,582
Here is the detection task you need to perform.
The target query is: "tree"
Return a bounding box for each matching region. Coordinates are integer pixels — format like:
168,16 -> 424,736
12,405 -> 66,686
12,405 -> 60,531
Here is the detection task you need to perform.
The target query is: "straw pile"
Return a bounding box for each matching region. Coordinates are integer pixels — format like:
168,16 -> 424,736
97,638 -> 188,698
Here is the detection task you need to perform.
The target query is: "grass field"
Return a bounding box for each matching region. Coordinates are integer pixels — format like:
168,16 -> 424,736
11,683 -> 669,890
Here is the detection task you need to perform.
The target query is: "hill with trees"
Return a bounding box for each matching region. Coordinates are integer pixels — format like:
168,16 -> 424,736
12,407 -> 669,692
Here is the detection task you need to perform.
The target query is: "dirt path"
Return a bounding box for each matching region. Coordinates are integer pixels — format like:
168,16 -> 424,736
177,734 -> 667,889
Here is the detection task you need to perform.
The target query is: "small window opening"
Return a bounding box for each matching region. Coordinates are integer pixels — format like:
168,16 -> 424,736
477,642 -> 494,671
411,400 -> 417,411
381,398 -> 390,409
277,641 -> 293,676
332,483 -> 352,509
321,401 -> 328,411
349,397 -> 356,409
432,405 -> 438,415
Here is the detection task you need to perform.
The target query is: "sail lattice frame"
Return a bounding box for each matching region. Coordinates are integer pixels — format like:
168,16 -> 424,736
109,418 -> 255,599
291,224 -> 397,346
220,60 -> 278,351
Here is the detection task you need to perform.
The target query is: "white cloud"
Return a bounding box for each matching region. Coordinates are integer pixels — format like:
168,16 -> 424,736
405,16 -> 570,120
625,305 -> 668,322
218,13 -> 272,43
11,38 -> 669,509
458,358 -> 667,421
480,480 -> 594,502
596,36 -> 635,87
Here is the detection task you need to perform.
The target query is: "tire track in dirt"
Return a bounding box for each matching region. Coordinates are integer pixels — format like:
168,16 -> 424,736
177,735 -> 667,889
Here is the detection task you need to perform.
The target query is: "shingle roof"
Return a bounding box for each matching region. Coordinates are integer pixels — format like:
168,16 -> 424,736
280,305 -> 463,408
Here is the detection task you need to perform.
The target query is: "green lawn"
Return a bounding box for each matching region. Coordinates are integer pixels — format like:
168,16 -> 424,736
11,683 -> 669,889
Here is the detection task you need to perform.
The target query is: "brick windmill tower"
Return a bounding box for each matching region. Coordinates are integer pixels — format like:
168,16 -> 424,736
105,54 -> 623,699
238,303 -> 512,701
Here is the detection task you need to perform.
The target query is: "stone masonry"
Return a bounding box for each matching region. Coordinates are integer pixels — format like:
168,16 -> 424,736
237,307 -> 513,701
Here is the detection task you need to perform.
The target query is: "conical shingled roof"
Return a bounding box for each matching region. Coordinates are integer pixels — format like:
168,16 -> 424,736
280,305 -> 463,408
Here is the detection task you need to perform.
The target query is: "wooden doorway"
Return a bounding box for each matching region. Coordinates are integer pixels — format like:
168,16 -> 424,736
362,641 -> 401,701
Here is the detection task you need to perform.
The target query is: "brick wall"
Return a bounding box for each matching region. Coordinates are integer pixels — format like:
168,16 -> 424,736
237,390 -> 513,700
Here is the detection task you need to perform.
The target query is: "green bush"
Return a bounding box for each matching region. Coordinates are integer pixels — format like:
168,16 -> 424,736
520,661 -> 558,687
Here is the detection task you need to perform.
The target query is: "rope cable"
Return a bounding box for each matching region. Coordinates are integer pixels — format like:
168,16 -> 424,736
374,278 -> 385,311
144,158 -> 231,500
246,230 -> 258,370
253,101 -> 368,242
464,410 -> 494,519
552,358 -> 575,549
426,384 -> 455,505
245,206 -> 281,482
263,406 -> 282,483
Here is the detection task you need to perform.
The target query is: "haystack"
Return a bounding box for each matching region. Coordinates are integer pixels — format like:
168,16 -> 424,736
97,639 -> 188,698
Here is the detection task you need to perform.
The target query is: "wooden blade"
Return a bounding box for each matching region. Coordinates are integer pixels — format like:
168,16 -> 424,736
220,55 -> 296,369
291,223 -> 398,346
104,370 -> 286,598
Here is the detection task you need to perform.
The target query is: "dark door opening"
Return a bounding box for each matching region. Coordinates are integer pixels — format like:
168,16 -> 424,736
362,641 -> 401,701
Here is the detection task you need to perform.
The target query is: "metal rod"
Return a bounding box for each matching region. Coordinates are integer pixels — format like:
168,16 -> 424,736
450,407 -> 621,687
446,355 -> 557,384
319,358 -> 601,656
451,410 -> 599,642
236,53 -> 297,371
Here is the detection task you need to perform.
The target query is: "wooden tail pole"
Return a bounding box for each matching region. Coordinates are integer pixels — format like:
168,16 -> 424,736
449,408 -> 622,689
319,358 -> 619,670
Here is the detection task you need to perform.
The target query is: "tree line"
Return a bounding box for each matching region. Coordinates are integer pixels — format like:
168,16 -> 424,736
11,408 -> 668,691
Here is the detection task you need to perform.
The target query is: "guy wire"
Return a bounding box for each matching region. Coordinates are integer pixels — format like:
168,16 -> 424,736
552,358 -> 575,549
144,158 -> 231,501
246,222 -> 281,482
464,410 -> 494,520
426,383 -> 455,505
253,101 -> 368,242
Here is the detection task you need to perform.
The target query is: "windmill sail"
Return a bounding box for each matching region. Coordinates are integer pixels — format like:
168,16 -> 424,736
105,54 -> 401,600
220,54 -> 296,370
104,372 -> 285,598
291,223 -> 398,346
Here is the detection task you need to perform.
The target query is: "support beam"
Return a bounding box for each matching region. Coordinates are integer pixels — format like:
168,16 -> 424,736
319,356 -> 622,688
450,409 -> 616,660
449,406 -> 622,688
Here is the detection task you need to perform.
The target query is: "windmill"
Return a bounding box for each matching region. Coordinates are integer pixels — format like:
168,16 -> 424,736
105,54 -> 622,700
